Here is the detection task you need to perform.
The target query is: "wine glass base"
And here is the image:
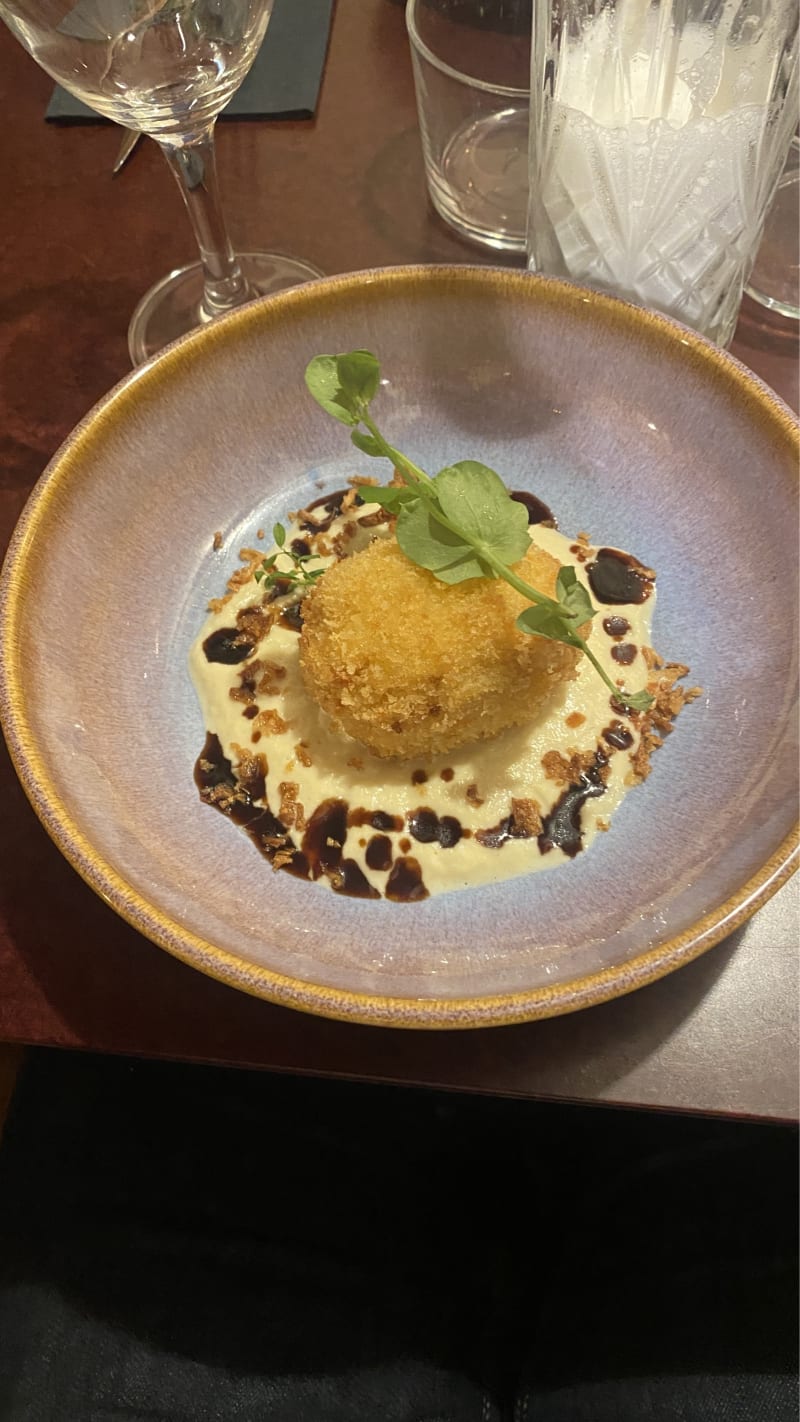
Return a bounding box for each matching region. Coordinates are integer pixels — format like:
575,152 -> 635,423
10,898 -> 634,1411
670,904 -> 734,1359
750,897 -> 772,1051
128,252 -> 325,366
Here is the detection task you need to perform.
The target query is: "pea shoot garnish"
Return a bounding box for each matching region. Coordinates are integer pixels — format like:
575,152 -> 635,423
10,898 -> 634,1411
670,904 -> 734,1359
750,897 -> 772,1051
304,350 -> 653,715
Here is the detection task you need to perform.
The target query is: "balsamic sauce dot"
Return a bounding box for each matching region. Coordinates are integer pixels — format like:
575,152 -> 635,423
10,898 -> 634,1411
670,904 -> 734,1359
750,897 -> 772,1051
603,615 -> 631,638
203,627 -> 255,664
509,490 -> 557,526
587,548 -> 654,605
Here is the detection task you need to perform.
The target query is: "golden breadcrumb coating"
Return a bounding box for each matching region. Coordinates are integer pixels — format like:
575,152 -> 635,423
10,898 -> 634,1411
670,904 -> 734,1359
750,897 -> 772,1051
299,537 -> 584,758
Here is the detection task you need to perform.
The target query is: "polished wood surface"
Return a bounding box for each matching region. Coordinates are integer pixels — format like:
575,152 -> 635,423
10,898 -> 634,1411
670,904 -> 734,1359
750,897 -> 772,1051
0,0 -> 797,1117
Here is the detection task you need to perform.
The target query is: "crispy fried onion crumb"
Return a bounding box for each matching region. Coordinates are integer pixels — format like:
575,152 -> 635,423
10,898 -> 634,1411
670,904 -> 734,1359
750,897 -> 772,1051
230,744 -> 267,799
197,765 -> 248,814
466,783 -> 485,808
238,603 -> 274,643
255,660 -> 287,697
331,520 -> 360,558
511,797 -> 542,836
628,655 -> 702,784
356,509 -> 392,530
208,547 -> 264,612
542,748 -> 608,786
252,708 -> 290,736
295,742 -> 313,767
229,654 -> 284,706
278,781 -> 305,831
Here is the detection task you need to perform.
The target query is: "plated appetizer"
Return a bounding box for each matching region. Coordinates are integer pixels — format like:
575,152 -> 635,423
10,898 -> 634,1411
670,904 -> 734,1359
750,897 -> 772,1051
190,352 -> 699,901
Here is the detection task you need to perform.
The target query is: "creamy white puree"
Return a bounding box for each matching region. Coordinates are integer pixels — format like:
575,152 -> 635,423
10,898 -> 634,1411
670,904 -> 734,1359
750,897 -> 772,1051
189,498 -> 655,899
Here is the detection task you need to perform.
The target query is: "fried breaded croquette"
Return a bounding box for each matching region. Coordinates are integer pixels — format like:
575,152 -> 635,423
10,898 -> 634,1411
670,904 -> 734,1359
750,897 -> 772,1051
299,537 -> 584,758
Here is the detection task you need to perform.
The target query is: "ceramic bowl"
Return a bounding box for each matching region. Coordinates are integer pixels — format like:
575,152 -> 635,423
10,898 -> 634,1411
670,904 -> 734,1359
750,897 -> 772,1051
0,267 -> 797,1027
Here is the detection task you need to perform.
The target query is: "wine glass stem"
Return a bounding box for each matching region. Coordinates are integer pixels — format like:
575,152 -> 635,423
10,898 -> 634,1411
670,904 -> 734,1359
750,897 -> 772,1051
158,125 -> 252,319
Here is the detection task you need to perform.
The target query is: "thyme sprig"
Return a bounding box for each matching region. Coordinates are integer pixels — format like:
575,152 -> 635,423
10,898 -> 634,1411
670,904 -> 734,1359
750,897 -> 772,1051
254,523 -> 326,593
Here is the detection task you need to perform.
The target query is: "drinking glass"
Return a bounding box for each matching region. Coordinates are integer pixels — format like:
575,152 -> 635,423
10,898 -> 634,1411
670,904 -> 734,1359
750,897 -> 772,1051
745,135 -> 800,319
0,1 -> 323,365
406,0 -> 530,253
527,0 -> 800,347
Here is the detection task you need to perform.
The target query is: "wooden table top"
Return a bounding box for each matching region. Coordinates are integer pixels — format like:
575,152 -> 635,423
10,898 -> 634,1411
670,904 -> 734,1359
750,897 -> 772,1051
0,0 -> 797,1120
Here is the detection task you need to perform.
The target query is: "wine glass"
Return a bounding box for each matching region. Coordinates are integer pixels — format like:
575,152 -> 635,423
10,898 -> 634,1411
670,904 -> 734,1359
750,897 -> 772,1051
0,0 -> 324,365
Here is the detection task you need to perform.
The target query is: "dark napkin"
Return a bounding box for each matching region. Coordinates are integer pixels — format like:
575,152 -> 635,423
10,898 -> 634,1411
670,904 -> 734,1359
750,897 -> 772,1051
46,0 -> 334,123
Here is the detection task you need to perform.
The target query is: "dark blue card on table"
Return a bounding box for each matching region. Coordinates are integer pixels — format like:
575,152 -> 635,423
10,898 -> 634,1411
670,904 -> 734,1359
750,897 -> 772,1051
45,0 -> 335,122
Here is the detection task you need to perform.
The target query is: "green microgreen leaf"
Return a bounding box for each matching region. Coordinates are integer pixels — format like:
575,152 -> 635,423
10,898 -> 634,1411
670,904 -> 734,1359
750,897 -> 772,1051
273,523 -> 286,548
555,565 -> 595,627
618,688 -> 655,713
304,351 -> 381,428
304,349 -> 655,715
432,554 -> 493,585
351,430 -> 384,457
358,484 -> 420,512
304,355 -> 360,426
434,461 -> 530,566
396,500 -> 479,577
516,605 -> 580,641
336,350 -> 380,406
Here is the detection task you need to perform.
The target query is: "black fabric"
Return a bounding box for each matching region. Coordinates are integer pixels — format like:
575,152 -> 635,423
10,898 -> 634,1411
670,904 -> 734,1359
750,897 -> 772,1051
0,1050 -> 796,1422
514,1127 -> 799,1421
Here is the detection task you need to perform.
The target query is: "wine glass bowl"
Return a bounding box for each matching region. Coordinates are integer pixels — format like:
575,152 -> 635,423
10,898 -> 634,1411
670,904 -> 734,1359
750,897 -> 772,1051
10,0 -> 271,136
0,0 -> 323,364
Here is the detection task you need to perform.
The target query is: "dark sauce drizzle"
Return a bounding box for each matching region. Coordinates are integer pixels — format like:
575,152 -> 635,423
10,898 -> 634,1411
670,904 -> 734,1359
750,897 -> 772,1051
301,798 -> 379,899
279,602 -> 304,633
408,807 -> 465,849
298,488 -> 357,534
538,752 -> 608,858
475,814 -> 532,849
588,548 -> 655,605
194,733 -> 308,879
385,857 -> 429,902
302,797 -> 347,878
194,747 -> 427,900
509,490 -> 557,527
334,860 -> 379,898
349,807 -> 404,833
203,628 -> 255,664
611,643 -> 637,665
366,835 -> 393,872
475,750 -> 610,859
603,722 -> 634,751
603,615 -> 631,638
